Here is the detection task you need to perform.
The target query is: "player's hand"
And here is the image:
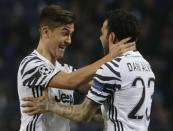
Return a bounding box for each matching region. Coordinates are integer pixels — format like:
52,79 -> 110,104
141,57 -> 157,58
109,37 -> 136,58
21,90 -> 49,116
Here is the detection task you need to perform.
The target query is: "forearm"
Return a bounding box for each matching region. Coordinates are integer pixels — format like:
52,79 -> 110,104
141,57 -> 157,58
66,55 -> 112,88
22,96 -> 101,123
48,102 -> 92,122
91,113 -> 104,122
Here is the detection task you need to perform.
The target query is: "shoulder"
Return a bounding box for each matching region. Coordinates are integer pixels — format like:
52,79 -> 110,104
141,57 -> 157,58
98,56 -> 123,72
18,52 -> 46,76
20,52 -> 43,67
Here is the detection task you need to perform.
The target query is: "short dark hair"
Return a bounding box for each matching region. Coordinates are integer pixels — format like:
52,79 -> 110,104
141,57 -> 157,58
39,5 -> 76,30
106,9 -> 140,41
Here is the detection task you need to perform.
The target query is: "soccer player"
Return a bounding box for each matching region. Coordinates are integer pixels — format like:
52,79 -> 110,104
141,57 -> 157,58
18,5 -> 135,131
22,9 -> 155,131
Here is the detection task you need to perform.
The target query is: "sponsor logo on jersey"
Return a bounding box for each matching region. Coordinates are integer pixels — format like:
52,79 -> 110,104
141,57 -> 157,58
55,90 -> 74,104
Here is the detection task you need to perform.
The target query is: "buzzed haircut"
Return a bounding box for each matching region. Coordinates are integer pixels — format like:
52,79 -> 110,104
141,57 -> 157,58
39,5 -> 76,30
106,9 -> 140,42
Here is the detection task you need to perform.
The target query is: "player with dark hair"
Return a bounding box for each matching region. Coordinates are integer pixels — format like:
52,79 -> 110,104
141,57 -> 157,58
22,9 -> 155,131
18,5 -> 135,131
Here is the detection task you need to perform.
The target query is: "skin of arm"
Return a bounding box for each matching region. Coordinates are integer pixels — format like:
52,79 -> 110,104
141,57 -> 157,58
49,38 -> 135,90
91,109 -> 104,122
22,95 -> 101,123
75,81 -> 92,94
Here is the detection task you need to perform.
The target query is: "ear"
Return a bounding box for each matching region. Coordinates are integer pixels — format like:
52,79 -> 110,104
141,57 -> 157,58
108,32 -> 116,44
40,26 -> 50,39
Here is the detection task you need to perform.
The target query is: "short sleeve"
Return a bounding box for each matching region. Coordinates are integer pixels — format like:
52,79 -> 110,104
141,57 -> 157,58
87,60 -> 121,104
20,57 -> 60,88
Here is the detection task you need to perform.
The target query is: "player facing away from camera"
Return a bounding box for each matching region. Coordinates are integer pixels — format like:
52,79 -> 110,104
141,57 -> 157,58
18,5 -> 136,131
22,9 -> 155,131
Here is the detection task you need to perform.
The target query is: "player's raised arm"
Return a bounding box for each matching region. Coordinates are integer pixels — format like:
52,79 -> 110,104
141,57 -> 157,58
48,37 -> 135,91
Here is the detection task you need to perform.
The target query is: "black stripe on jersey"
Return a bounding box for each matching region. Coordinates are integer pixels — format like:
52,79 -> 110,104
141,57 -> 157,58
114,107 -> 117,121
21,57 -> 29,66
40,86 -> 43,96
26,115 -> 36,131
32,60 -> 43,65
113,98 -> 121,131
32,91 -> 41,131
26,86 -> 42,131
31,86 -> 36,98
35,87 -> 39,97
105,63 -> 121,78
116,121 -> 120,131
115,109 -> 120,131
67,64 -> 73,71
30,86 -> 43,97
26,122 -> 30,131
37,75 -> 47,86
32,72 -> 47,86
90,88 -> 108,98
93,77 -> 121,85
21,57 -> 42,75
32,114 -> 40,131
119,121 -> 124,131
23,70 -> 42,86
29,115 -> 36,131
108,92 -> 117,131
110,61 -> 119,67
114,58 -> 122,62
109,90 -> 125,131
32,52 -> 37,56
22,66 -> 38,79
114,101 -> 124,131
95,74 -> 121,82
104,88 -> 114,94
72,67 -> 76,71
114,83 -> 121,90
113,98 -> 120,131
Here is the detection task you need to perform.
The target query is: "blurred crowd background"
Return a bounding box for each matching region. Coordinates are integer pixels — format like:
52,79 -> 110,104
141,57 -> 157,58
0,0 -> 173,131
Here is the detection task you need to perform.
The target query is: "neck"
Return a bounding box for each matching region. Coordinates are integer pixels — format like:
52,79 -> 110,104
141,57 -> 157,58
36,39 -> 56,65
109,39 -> 119,52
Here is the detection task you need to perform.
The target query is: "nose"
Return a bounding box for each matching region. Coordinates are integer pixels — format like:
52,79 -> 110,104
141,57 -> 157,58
66,35 -> 71,44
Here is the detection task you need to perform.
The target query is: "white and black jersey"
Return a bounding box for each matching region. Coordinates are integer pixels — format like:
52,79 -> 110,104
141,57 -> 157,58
18,50 -> 75,131
87,51 -> 155,131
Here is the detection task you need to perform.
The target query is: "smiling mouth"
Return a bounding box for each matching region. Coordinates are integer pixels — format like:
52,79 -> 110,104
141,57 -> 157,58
58,45 -> 66,51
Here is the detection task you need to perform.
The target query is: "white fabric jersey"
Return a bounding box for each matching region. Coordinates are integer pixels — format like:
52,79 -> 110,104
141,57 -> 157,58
17,50 -> 75,131
87,51 -> 155,131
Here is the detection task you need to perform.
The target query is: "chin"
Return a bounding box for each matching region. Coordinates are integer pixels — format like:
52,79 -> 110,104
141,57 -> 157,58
56,53 -> 64,59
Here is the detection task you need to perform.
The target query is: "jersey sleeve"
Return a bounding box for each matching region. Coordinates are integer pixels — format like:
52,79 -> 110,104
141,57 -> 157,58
19,57 -> 60,88
87,60 -> 122,105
